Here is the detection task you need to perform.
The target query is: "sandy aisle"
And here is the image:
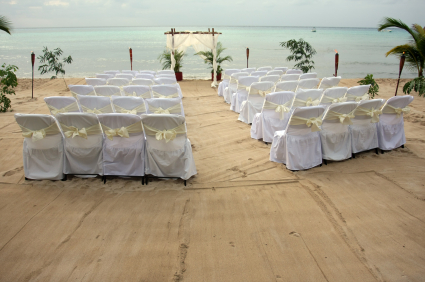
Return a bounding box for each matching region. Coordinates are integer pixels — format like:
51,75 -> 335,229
0,78 -> 424,281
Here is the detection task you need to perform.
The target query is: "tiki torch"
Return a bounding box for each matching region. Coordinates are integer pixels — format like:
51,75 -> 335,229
129,48 -> 133,71
31,51 -> 35,99
395,52 -> 406,96
246,48 -> 249,68
334,49 -> 339,77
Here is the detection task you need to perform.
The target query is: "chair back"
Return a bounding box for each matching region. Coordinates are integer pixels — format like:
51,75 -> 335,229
78,95 -> 114,114
286,69 -> 303,75
68,85 -> 96,98
96,74 -> 114,79
56,112 -> 101,132
157,70 -> 175,75
122,70 -> 139,76
247,81 -> 275,105
55,113 -> 103,143
154,77 -> 177,85
85,78 -> 106,86
151,85 -> 180,98
257,66 -> 272,72
293,89 -> 324,108
135,73 -> 154,79
262,91 -> 295,122
322,102 -> 358,132
345,85 -> 371,102
139,70 -> 156,75
15,114 -> 62,145
44,96 -> 81,114
94,85 -> 121,97
275,81 -> 298,92
274,67 -> 288,73
318,76 -> 341,89
111,96 -> 147,115
156,74 -> 175,78
260,75 -> 280,84
250,71 -> 267,77
15,113 -> 59,132
104,70 -> 120,76
132,78 -> 154,86
319,87 -> 348,106
97,113 -> 143,138
237,76 -> 259,91
286,106 -> 325,135
223,69 -> 241,80
122,85 -> 151,98
267,70 -> 284,76
116,74 -> 134,80
380,96 -> 413,124
229,72 -> 249,88
145,98 -> 184,116
107,78 -> 130,87
240,68 -> 255,74
299,73 -> 318,80
281,74 -> 300,81
352,99 -> 385,123
297,78 -> 320,90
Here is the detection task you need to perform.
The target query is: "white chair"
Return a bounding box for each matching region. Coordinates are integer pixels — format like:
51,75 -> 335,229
280,74 -> 300,81
257,66 -> 272,72
232,76 -> 259,113
141,114 -> 197,184
350,99 -> 385,155
156,74 -> 175,78
251,91 -> 295,143
157,70 -> 175,75
299,73 -> 318,80
94,85 -> 121,97
135,74 -> 154,79
293,89 -> 324,108
140,70 -> 156,75
318,76 -> 341,89
238,81 -> 275,124
151,85 -> 181,99
122,85 -> 152,99
97,114 -> 145,181
260,75 -> 280,84
250,71 -> 267,77
274,67 -> 288,73
297,78 -> 320,90
111,96 -> 147,115
218,69 -> 240,97
15,114 -> 64,180
274,81 -> 298,92
154,77 -> 178,85
96,74 -> 114,79
345,85 -> 371,102
132,78 -> 154,86
145,98 -> 184,116
122,70 -> 139,76
241,68 -> 256,74
85,78 -> 106,86
267,70 -> 284,76
319,87 -> 348,106
223,72 -> 248,104
68,85 -> 96,98
44,96 -> 81,115
286,69 -> 303,75
116,74 -> 134,80
107,78 -> 130,87
377,96 -> 413,151
320,102 -> 358,163
270,106 -> 325,170
104,70 -> 120,76
78,95 -> 114,114
55,113 -> 103,177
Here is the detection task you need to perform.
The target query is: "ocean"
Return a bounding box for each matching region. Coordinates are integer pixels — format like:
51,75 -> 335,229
0,26 -> 417,79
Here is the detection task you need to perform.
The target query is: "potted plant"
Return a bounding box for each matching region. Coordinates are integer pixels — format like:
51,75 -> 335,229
158,49 -> 185,81
195,42 -> 233,81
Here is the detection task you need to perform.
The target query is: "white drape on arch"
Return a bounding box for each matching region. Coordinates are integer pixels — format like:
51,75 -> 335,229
166,32 -> 220,87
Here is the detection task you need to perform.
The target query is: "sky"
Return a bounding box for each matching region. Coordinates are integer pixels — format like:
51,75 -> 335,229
2,0 -> 424,29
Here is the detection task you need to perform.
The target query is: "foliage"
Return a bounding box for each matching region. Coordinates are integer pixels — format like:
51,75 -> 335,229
37,47 -> 73,88
0,64 -> 18,112
158,50 -> 185,73
279,39 -> 317,73
403,76 -> 425,97
0,15 -> 12,35
378,17 -> 425,77
358,74 -> 379,99
194,42 -> 233,74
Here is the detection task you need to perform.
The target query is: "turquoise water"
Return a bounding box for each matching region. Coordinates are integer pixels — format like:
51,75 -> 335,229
0,26 -> 416,79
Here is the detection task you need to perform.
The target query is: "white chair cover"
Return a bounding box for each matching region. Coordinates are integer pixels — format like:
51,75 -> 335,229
218,69 -> 240,97
154,77 -> 177,84
274,81 -> 298,92
318,76 -> 341,89
251,91 -> 295,142
96,74 -> 114,79
141,114 -> 197,180
250,71 -> 267,77
377,95 -> 413,150
94,85 -> 122,97
232,76 -> 259,113
257,66 -> 272,72
297,78 -> 320,90
122,85 -> 152,99
111,96 -> 147,115
151,85 -> 182,99
116,74 -> 134,80
241,68 -> 256,74
320,102 -> 358,161
319,87 -> 348,106
78,95 -> 114,114
267,70 -> 284,76
157,70 -> 175,75
122,70 -> 139,76
223,72 -> 248,104
15,114 -> 64,180
55,113 -> 103,176
280,74 -> 300,81
44,96 -> 81,115
238,81 -> 275,124
107,78 -> 130,87
260,75 -> 280,84
286,69 -> 303,75
104,70 -> 120,76
274,67 -> 288,73
132,78 -> 154,86
270,106 -> 325,170
299,73 -> 318,80
293,89 -> 324,108
85,78 -> 106,86
145,98 -> 185,116
156,74 -> 175,78
345,85 -> 371,102
350,99 -> 385,153
139,70 -> 156,75
68,85 -> 96,98
135,74 -> 154,79
97,114 -> 145,177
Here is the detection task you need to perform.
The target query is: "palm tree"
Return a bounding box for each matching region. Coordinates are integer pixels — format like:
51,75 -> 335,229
158,50 -> 185,73
378,17 -> 425,77
195,42 -> 233,74
0,16 -> 12,35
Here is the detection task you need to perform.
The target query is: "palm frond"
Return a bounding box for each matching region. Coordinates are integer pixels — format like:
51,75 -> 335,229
0,16 -> 12,35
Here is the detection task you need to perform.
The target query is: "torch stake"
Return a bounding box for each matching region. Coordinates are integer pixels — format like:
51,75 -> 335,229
31,52 -> 35,99
129,48 -> 133,71
334,51 -> 339,77
246,48 -> 249,68
395,52 -> 406,96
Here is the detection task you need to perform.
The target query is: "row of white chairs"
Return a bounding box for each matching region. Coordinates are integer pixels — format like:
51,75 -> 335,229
85,76 -> 178,87
15,113 -> 197,184
96,73 -> 175,80
102,70 -> 175,77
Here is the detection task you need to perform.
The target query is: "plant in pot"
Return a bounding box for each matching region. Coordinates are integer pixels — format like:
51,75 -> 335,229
195,42 -> 233,81
158,49 -> 185,81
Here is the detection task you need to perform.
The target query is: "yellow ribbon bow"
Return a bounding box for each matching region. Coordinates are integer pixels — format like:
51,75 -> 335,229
355,93 -> 369,102
275,105 -> 290,120
22,129 -> 46,142
366,108 -> 382,123
155,129 -> 177,143
154,107 -> 170,114
394,106 -> 410,117
306,117 -> 322,132
332,97 -> 347,104
105,127 -> 129,140
64,126 -> 88,139
338,113 -> 355,125
50,108 -> 67,115
305,97 -> 320,107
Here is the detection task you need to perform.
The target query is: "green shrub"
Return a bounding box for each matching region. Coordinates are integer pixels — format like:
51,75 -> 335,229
0,63 -> 18,112
403,77 -> 425,97
37,47 -> 73,88
279,39 -> 316,73
358,74 -> 379,99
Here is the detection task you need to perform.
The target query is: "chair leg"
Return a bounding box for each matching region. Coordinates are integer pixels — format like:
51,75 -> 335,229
323,159 -> 327,165
142,176 -> 144,185
264,142 -> 268,145
61,174 -> 67,181
103,176 -> 106,184
352,153 -> 355,159
146,176 -> 148,185
184,180 -> 187,186
381,149 -> 385,154
401,144 -> 405,148
375,148 -> 379,155
25,177 -> 29,180
319,163 -> 322,167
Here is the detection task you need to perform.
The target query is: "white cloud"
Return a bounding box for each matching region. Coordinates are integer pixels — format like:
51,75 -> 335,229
44,0 -> 69,6
9,1 -> 17,4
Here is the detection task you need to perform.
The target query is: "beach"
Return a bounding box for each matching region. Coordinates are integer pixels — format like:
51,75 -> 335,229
0,78 -> 425,281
